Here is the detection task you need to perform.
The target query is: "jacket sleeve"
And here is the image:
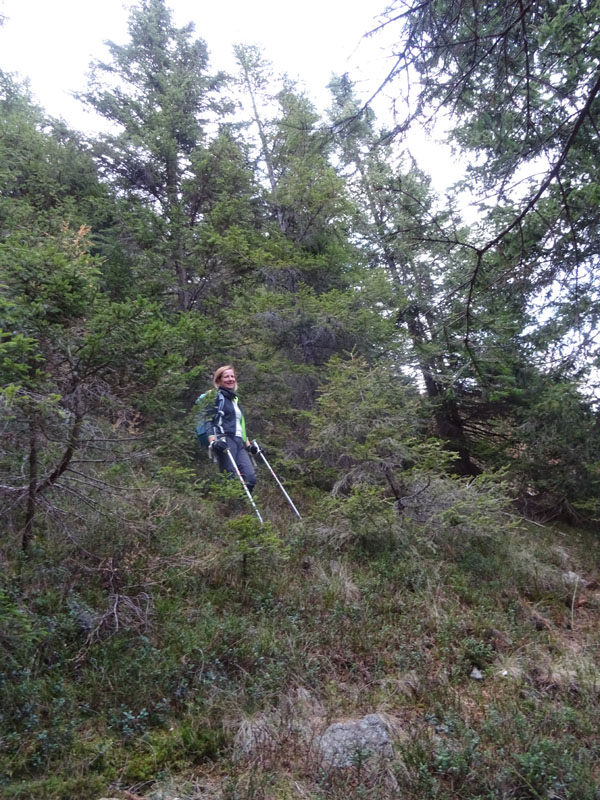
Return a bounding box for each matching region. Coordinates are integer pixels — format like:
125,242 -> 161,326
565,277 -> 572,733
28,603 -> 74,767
204,390 -> 224,438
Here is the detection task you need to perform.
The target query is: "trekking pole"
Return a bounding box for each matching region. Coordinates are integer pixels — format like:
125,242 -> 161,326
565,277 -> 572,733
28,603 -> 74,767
252,440 -> 302,520
225,447 -> 264,526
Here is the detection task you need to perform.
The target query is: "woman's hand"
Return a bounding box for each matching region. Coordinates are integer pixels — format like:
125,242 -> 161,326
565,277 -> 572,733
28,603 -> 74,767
210,437 -> 228,453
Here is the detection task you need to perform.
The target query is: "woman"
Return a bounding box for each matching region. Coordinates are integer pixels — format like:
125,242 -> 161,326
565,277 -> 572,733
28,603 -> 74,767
205,365 -> 257,493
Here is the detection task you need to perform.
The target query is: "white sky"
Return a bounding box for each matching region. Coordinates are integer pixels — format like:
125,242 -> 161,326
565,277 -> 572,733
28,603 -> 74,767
0,0 -> 464,191
0,0 -> 388,124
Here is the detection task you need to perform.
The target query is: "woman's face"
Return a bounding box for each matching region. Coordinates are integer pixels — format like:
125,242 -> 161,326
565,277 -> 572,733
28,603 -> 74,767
219,369 -> 236,390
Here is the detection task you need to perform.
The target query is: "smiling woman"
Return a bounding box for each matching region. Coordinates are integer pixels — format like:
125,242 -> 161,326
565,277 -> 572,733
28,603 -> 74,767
204,365 -> 258,494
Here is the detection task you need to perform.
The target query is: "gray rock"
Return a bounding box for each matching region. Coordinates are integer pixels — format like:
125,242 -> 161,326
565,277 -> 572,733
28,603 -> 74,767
470,666 -> 484,680
316,713 -> 394,768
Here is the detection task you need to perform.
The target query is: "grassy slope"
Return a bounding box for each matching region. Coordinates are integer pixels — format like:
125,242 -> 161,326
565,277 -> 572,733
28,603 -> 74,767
1,472 -> 599,800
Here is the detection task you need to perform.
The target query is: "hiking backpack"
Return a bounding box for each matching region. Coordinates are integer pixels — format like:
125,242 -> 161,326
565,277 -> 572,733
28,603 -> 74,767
194,391 -> 215,448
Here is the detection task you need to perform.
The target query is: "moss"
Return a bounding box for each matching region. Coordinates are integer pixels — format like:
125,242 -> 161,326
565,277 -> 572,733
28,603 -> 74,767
1,775 -> 107,800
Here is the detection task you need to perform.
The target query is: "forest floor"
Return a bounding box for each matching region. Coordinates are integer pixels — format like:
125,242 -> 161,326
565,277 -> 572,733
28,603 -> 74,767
2,483 -> 599,800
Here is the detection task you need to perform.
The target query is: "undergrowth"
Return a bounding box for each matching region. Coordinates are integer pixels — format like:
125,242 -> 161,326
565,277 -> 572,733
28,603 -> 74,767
1,467 -> 599,800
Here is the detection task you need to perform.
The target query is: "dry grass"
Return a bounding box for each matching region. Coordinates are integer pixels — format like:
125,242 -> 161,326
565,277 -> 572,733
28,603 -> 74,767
2,498 -> 599,800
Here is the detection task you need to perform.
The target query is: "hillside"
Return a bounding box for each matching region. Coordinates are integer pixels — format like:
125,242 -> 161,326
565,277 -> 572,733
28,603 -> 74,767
2,459 -> 599,799
2,0 -> 600,797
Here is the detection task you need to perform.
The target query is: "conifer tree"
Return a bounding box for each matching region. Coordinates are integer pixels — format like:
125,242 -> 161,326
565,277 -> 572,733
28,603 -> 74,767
328,72 -> 600,514
328,74 -> 483,474
80,0 -> 235,311
372,0 -> 600,386
0,77 -> 194,548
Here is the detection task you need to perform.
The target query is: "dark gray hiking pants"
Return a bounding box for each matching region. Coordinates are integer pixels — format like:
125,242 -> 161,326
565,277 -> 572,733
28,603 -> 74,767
216,435 -> 257,493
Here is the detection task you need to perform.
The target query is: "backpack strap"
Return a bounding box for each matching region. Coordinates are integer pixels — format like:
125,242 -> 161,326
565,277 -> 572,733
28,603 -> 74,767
213,389 -> 226,436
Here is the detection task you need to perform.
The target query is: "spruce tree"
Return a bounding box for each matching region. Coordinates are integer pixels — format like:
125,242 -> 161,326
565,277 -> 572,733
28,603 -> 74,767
79,0 -> 234,311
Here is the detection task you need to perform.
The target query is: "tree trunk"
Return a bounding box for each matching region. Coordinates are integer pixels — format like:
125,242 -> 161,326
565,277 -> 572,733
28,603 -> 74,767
403,306 -> 481,476
22,422 -> 38,552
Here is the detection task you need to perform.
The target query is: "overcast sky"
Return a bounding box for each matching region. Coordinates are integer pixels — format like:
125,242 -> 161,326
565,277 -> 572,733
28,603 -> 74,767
0,0 -> 391,124
0,0 -> 464,192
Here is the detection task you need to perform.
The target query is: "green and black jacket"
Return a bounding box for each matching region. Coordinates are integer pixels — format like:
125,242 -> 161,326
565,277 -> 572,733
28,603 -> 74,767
203,386 -> 247,441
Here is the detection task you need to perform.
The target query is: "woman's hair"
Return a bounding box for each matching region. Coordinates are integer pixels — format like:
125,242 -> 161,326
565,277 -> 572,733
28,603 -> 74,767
213,364 -> 237,390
